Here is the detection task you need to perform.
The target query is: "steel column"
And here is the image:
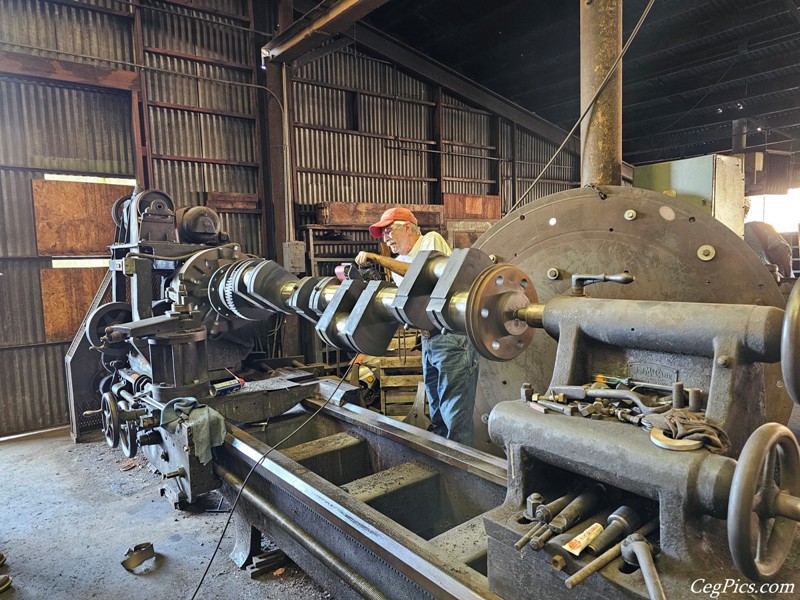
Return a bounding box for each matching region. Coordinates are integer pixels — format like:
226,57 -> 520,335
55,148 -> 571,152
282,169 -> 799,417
580,0 -> 622,186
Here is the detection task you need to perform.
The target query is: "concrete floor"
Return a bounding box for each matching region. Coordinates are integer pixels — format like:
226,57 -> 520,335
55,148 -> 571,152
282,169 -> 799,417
0,428 -> 330,600
3,405 -> 800,600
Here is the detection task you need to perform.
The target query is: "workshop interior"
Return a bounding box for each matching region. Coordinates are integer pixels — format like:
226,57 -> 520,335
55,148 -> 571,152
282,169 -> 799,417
3,0 -> 800,599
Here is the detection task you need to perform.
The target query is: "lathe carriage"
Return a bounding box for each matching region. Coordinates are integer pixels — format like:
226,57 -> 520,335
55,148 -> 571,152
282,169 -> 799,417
68,184 -> 800,599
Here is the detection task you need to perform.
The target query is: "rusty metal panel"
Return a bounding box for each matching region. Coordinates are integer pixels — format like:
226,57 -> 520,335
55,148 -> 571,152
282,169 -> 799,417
296,171 -> 430,207
0,343 -> 70,437
294,82 -> 348,129
142,1 -> 250,65
0,0 -> 133,69
190,0 -> 248,17
0,260 -> 45,347
151,161 -> 263,209
219,212 -> 261,255
295,128 -> 430,206
149,105 -> 203,157
0,79 -> 26,168
144,53 -> 200,105
196,63 -> 252,114
359,95 -> 430,140
194,12 -> 250,65
32,180 -> 130,255
151,158 -> 205,206
199,113 -> 255,162
0,170 -> 39,257
142,1 -> 196,54
441,91 -> 474,111
72,0 -> 130,10
442,105 -> 492,146
297,47 -> 430,101
143,58 -> 252,114
53,1 -> 134,68
40,265 -> 107,343
203,163 -> 257,194
6,79 -> 134,174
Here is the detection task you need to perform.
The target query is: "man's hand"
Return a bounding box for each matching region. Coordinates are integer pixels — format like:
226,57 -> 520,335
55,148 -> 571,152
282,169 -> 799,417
355,251 -> 378,267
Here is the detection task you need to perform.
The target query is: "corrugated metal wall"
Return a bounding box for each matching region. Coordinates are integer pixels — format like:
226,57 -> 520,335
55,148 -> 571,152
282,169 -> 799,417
292,45 -> 578,219
0,0 -> 262,436
142,0 -> 261,254
0,75 -> 134,436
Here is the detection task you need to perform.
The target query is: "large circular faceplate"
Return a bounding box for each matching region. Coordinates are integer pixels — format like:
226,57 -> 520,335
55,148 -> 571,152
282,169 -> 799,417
466,264 -> 538,361
473,186 -> 788,414
86,302 -> 133,350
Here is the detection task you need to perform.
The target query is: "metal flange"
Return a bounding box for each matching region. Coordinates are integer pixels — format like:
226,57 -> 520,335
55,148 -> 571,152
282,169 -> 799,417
464,264 -> 538,361
427,248 -> 494,332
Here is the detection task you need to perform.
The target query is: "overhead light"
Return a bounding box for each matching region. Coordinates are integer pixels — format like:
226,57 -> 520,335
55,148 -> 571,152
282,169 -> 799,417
757,126 -> 763,132
736,102 -> 744,110
717,107 -> 723,114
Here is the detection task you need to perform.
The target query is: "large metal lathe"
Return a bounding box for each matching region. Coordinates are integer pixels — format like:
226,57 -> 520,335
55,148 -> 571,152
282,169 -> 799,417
70,185 -> 800,599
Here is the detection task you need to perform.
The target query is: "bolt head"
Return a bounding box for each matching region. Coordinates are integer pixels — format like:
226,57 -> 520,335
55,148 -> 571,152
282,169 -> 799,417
624,209 -> 637,221
546,268 -> 560,280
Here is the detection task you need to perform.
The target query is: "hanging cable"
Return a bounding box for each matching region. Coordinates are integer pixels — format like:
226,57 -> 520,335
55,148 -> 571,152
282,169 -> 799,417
190,360 -> 355,600
509,0 -> 657,212
0,40 -> 284,111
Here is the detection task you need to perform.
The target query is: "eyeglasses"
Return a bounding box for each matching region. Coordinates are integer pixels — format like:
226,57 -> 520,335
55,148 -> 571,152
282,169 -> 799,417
383,221 -> 408,237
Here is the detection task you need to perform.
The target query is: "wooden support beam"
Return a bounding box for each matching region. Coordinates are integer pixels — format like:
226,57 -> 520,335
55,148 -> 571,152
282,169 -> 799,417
0,50 -> 140,91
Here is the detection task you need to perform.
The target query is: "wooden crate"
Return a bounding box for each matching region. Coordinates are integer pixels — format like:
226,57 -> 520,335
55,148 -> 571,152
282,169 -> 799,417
385,331 -> 420,355
379,354 -> 423,417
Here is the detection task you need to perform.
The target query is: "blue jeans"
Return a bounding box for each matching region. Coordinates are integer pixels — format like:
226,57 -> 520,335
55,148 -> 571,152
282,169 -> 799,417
421,332 -> 479,446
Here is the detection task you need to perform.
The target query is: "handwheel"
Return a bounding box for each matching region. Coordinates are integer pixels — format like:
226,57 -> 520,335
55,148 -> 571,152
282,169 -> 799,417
117,399 -> 138,459
781,283 -> 800,405
86,302 -> 133,349
728,423 -> 800,581
101,391 -> 120,449
464,264 -> 537,361
111,195 -> 130,227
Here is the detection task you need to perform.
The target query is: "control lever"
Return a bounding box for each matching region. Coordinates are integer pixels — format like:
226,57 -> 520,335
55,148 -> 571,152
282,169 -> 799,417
570,272 -> 634,296
621,533 -> 666,600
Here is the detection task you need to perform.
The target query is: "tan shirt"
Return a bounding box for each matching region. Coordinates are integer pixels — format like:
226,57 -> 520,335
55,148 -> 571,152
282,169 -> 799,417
391,231 -> 451,285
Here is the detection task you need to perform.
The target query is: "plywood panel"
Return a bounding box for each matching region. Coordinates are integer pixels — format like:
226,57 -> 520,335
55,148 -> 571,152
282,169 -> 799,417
32,180 -> 133,255
40,267 -> 107,343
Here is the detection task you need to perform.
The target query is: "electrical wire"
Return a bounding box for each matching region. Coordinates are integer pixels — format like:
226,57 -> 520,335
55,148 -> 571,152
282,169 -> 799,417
509,0 -> 657,212
101,0 -> 274,38
652,58 -> 739,136
190,360 -> 355,600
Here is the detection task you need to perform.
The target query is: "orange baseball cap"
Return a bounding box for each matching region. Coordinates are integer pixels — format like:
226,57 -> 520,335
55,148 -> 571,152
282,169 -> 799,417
368,207 -> 418,238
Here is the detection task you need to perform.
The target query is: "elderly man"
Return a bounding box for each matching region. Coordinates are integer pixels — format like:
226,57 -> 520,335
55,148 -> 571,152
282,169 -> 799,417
355,207 -> 479,446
